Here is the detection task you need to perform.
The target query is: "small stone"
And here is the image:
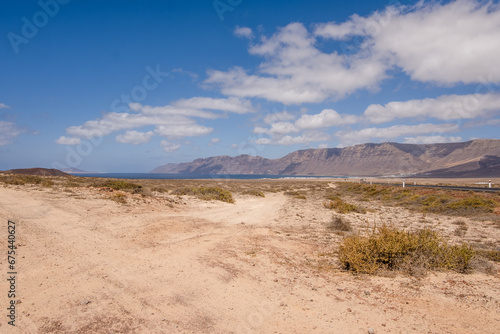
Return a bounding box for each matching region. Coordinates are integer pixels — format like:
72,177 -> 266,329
347,308 -> 352,312
368,328 -> 375,334
80,300 -> 91,305
364,291 -> 371,296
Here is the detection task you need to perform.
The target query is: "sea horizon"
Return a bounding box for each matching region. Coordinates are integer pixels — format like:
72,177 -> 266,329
69,172 -> 350,180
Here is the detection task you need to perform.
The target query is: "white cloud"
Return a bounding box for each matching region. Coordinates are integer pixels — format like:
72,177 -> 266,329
55,136 -> 81,145
171,96 -> 254,114
59,96 -> 247,150
263,110 -> 295,124
210,138 -> 220,144
295,109 -> 359,129
0,103 -> 10,109
403,136 -> 463,144
318,143 -> 328,149
115,131 -> 154,145
337,123 -> 459,145
316,0 -> 500,85
254,121 -> 298,135
255,130 -> 329,146
155,124 -> 213,138
206,22 -> 387,104
160,141 -> 180,152
365,93 -> 500,124
234,26 -> 253,39
255,138 -> 271,145
0,121 -> 22,146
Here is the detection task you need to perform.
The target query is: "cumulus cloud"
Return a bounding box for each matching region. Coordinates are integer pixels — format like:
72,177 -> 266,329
55,136 -> 81,145
210,138 -> 220,144
255,130 -> 329,146
365,93 -> 500,124
155,124 -> 213,138
403,136 -> 463,144
160,141 -> 180,153
254,121 -> 298,135
295,109 -> 359,129
0,121 -> 22,146
208,1 -> 500,106
263,110 -> 295,124
234,26 -> 253,39
254,108 -> 357,144
337,123 -> 459,146
115,130 -> 154,145
206,22 -> 387,104
171,96 -> 254,114
0,103 -> 10,109
59,96 -> 249,149
316,0 -> 500,85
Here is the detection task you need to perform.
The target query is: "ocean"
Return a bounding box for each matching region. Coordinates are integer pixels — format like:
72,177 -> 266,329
70,173 -> 344,180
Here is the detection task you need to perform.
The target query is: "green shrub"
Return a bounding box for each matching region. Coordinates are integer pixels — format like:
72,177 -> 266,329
338,225 -> 475,275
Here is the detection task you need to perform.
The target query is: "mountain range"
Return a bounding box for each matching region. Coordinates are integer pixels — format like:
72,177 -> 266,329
151,139 -> 500,177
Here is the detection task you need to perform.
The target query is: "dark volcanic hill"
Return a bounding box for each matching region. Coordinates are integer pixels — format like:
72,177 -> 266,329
151,139 -> 500,177
4,168 -> 70,177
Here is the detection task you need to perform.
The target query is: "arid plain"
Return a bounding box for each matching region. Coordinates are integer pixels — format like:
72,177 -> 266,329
1,176 -> 499,333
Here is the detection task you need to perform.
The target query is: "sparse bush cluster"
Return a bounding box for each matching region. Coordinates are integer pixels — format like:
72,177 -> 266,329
96,180 -> 141,190
0,174 -> 54,187
337,183 -> 499,217
323,196 -> 366,214
338,225 -> 475,275
242,189 -> 265,197
172,187 -> 234,203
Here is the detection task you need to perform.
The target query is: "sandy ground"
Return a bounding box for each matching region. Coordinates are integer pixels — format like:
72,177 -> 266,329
0,181 -> 499,333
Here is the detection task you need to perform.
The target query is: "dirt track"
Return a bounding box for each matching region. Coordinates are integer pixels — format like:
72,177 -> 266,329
1,183 -> 500,333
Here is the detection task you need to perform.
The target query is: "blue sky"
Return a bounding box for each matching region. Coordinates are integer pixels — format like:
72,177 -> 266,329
1,0 -> 499,172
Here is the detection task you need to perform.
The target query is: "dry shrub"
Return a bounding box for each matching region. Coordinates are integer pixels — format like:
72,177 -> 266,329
323,196 -> 366,214
172,187 -> 234,203
112,193 -> 127,204
0,175 -> 54,187
97,180 -> 141,190
327,215 -> 352,232
242,189 -> 265,197
338,225 -> 475,275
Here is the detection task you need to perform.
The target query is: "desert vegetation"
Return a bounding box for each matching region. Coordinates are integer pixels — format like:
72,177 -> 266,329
338,225 -> 474,275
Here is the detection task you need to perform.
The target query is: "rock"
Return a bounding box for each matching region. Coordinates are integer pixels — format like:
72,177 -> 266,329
80,300 -> 91,305
368,328 -> 375,334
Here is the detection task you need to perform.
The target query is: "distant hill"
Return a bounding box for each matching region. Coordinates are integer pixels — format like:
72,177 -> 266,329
5,168 -> 70,177
151,139 -> 500,177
